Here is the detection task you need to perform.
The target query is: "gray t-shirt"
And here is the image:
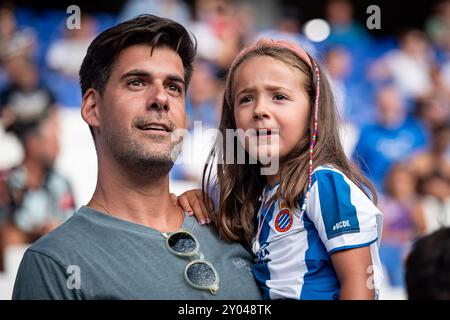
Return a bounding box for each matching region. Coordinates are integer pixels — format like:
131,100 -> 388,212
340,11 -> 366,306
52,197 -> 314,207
12,206 -> 262,300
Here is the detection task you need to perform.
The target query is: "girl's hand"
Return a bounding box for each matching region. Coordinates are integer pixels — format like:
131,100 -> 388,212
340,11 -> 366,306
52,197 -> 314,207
171,189 -> 212,225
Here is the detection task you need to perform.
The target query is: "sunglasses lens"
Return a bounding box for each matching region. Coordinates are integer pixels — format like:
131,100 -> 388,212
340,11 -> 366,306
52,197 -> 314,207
186,261 -> 217,287
168,232 -> 197,254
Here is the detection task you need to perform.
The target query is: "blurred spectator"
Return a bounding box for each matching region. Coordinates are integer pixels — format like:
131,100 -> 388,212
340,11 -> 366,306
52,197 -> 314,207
415,64 -> 450,133
425,0 -> 450,50
0,104 -> 75,271
189,0 -> 256,63
187,15 -> 222,62
378,163 -> 419,287
171,59 -> 221,183
324,46 -> 352,120
405,227 -> 450,299
414,171 -> 450,236
186,59 -> 220,129
369,30 -> 435,101
353,85 -> 429,191
256,5 -> 317,58
0,55 -> 56,129
323,45 -> 359,157
409,123 -> 450,183
323,0 -> 374,126
416,65 -> 450,123
0,4 -> 36,62
191,0 -> 244,77
324,0 -> 371,49
45,15 -> 97,79
233,3 -> 256,48
118,0 -> 191,25
409,124 -> 450,236
444,57 -> 450,89
416,95 -> 450,131
429,64 -> 450,102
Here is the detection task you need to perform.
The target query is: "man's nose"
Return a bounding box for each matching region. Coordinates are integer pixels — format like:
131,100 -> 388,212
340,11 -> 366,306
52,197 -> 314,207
148,83 -> 169,112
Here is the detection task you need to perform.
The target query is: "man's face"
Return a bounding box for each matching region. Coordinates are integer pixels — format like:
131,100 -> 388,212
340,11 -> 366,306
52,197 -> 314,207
377,86 -> 404,127
97,44 -> 187,171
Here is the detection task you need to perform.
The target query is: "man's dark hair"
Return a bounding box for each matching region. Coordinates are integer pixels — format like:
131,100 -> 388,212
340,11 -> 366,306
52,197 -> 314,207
405,228 -> 450,299
79,14 -> 196,96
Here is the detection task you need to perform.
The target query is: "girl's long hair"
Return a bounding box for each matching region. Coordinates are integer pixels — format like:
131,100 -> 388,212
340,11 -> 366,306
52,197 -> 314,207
202,46 -> 377,246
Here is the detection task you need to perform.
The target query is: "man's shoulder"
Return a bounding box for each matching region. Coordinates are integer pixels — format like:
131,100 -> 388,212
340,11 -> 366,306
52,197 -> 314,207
27,210 -> 90,260
193,222 -> 251,254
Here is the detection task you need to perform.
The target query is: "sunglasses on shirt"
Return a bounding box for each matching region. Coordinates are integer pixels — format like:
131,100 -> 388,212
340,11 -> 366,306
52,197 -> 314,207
161,229 -> 220,295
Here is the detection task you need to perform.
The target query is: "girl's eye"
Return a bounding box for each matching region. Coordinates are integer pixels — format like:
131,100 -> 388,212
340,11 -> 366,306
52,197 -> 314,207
274,94 -> 287,101
239,96 -> 253,104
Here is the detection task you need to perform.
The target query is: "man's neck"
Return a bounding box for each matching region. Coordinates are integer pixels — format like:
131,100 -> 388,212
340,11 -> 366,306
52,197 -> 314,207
89,155 -> 183,233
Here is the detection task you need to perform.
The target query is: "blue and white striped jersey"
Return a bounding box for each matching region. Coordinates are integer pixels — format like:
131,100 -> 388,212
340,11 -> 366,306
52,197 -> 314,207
252,165 -> 384,300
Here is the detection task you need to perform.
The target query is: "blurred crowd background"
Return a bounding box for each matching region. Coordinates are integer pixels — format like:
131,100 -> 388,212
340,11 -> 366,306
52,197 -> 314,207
1,0 -> 450,299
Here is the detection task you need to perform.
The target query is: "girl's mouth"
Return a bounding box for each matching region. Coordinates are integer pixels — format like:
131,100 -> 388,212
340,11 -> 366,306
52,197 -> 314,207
255,128 -> 279,136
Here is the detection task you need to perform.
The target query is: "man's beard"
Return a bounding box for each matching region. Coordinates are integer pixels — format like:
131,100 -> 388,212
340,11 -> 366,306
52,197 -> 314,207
103,123 -> 180,179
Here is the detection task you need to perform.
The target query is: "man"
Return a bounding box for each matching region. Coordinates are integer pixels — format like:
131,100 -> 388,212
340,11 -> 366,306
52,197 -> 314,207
12,15 -> 261,299
0,55 -> 57,130
352,84 -> 428,192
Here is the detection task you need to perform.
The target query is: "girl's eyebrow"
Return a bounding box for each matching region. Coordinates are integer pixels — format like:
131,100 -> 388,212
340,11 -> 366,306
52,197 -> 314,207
264,85 -> 291,92
236,87 -> 255,96
236,85 -> 291,96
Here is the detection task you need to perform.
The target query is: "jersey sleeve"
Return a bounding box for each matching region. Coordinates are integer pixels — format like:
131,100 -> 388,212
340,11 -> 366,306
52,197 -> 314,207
305,168 -> 383,254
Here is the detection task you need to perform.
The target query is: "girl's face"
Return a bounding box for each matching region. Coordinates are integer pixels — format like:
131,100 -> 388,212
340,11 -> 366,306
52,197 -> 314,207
233,55 -> 310,163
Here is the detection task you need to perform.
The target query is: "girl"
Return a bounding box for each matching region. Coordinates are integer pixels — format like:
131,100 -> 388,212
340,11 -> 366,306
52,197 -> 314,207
177,38 -> 384,300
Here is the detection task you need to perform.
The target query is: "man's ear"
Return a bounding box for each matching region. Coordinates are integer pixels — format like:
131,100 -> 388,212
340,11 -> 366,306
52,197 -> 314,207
81,88 -> 100,129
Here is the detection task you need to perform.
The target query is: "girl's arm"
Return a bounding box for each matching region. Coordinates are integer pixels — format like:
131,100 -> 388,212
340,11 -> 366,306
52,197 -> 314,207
331,246 -> 375,300
171,189 -> 212,225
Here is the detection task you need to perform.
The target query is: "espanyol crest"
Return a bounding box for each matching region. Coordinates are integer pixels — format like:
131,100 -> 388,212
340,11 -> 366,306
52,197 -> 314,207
274,208 -> 293,232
